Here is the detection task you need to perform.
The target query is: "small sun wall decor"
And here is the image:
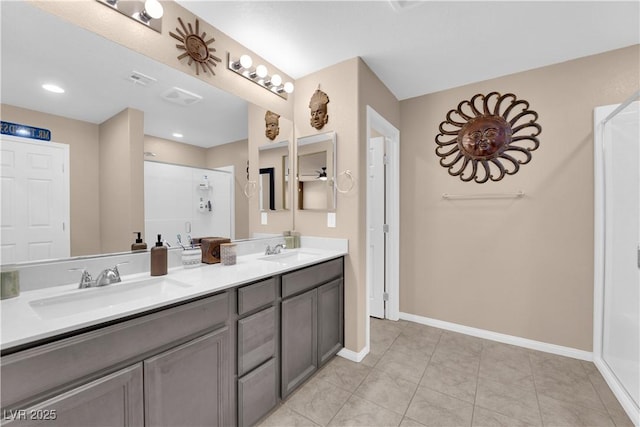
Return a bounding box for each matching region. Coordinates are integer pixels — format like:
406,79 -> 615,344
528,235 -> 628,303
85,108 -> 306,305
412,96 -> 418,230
170,17 -> 221,76
435,92 -> 541,183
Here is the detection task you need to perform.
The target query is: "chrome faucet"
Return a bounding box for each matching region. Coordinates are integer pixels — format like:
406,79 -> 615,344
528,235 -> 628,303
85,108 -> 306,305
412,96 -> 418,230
264,243 -> 286,255
71,263 -> 127,289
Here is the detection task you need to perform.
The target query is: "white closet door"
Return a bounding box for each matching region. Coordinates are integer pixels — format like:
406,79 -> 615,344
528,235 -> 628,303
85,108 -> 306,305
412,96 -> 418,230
368,136 -> 386,319
1,136 -> 70,263
602,101 -> 639,408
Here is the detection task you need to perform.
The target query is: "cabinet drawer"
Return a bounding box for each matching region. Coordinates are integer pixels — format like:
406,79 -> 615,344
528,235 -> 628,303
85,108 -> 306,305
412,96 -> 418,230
238,358 -> 277,427
282,258 -> 343,299
237,306 -> 276,377
237,278 -> 277,316
1,292 -> 229,409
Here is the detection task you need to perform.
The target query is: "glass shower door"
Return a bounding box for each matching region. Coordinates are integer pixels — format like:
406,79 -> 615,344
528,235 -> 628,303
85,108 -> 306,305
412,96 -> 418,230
602,98 -> 639,409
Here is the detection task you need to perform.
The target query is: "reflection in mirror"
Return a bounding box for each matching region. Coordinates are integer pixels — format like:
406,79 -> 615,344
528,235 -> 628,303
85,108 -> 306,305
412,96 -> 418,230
258,140 -> 290,211
296,131 -> 336,211
0,2 -> 251,264
259,168 -> 275,211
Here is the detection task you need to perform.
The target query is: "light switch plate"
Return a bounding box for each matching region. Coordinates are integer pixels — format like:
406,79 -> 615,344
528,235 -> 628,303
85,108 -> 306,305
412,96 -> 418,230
327,212 -> 336,228
261,212 -> 268,225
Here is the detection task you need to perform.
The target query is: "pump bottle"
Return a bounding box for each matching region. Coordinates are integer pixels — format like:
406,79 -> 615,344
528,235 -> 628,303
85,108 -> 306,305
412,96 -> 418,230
150,234 -> 167,276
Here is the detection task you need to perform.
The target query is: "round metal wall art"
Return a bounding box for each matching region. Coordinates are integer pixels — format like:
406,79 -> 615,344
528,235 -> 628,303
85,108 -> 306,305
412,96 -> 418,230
435,92 -> 541,183
170,18 -> 221,76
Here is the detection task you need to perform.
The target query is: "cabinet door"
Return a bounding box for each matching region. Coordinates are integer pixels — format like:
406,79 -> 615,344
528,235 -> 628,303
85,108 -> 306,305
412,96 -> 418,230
237,358 -> 277,427
144,328 -> 230,427
281,288 -> 317,398
238,306 -> 276,377
318,278 -> 344,366
4,364 -> 143,427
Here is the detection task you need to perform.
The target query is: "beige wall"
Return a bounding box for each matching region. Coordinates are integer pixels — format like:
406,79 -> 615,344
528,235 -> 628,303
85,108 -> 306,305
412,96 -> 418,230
206,139 -> 250,239
0,104 -> 101,257
249,104 -> 295,235
357,59 -> 402,351
144,135 -> 207,168
291,58 -> 400,352
399,45 -> 640,351
98,108 -> 145,254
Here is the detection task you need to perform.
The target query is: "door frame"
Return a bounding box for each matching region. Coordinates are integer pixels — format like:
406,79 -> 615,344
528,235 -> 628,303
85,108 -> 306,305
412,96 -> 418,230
593,92 -> 640,426
365,106 -> 400,343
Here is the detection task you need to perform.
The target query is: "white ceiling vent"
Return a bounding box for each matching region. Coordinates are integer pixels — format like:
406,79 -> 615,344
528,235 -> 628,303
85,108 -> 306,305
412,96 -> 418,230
127,70 -> 157,86
161,87 -> 203,106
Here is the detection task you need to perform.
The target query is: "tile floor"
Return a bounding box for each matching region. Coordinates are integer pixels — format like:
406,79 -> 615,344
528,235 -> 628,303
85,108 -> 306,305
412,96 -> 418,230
258,318 -> 633,427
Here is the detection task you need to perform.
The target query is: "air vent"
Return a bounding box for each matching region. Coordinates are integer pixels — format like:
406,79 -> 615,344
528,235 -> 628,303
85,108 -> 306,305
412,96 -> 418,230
127,71 -> 157,86
161,87 -> 203,106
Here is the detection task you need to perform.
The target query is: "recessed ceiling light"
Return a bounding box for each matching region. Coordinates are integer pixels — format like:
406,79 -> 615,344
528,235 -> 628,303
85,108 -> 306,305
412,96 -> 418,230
42,83 -> 65,93
172,132 -> 184,138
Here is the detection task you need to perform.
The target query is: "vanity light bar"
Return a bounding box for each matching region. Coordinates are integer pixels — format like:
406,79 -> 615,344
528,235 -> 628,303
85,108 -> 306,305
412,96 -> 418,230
227,53 -> 294,100
96,0 -> 163,33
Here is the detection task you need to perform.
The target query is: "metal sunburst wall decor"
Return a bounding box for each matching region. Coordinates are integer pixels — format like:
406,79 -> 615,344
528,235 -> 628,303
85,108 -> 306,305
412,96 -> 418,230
435,92 -> 541,183
170,18 -> 221,76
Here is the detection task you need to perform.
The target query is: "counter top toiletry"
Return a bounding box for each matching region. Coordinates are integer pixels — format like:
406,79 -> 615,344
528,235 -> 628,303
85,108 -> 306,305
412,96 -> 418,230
182,247 -> 202,269
0,240 -> 347,351
1,268 -> 20,300
220,243 -> 236,266
131,232 -> 147,251
150,234 -> 167,276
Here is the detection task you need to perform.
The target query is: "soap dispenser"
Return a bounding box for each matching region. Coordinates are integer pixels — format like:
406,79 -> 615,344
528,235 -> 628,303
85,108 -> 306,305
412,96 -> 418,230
131,232 -> 147,251
150,234 -> 167,276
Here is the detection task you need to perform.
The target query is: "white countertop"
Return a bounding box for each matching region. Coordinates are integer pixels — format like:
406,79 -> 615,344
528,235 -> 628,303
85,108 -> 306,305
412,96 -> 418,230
0,247 -> 346,352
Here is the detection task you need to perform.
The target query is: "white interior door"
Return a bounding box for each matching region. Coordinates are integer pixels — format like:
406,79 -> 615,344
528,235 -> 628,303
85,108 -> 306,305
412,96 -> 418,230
1,136 -> 70,263
602,100 -> 640,409
368,136 -> 386,318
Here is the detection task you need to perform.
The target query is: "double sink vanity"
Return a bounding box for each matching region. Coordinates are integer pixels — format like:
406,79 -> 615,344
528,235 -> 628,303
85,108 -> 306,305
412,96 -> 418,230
0,243 -> 347,427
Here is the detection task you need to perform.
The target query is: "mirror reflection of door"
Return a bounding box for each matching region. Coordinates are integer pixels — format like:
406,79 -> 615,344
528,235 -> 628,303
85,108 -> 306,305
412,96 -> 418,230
258,141 -> 289,211
259,167 -> 275,211
297,151 -> 329,210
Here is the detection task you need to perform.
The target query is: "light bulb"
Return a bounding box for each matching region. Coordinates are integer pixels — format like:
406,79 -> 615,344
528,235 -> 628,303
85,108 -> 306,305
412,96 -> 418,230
283,82 -> 294,94
270,74 -> 282,87
142,0 -> 163,20
239,54 -> 253,69
256,65 -> 268,78
42,83 -> 65,93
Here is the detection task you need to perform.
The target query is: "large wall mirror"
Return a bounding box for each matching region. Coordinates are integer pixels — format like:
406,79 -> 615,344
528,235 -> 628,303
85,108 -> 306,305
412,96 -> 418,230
0,2 -> 291,265
296,131 -> 336,211
258,140 -> 290,211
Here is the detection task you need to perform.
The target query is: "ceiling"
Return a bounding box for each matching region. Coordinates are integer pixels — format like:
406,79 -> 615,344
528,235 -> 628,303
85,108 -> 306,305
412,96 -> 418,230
1,1 -> 637,149
176,0 -> 640,100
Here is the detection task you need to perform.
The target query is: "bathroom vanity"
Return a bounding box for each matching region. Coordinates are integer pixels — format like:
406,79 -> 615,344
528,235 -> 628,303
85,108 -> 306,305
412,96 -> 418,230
0,250 -> 345,427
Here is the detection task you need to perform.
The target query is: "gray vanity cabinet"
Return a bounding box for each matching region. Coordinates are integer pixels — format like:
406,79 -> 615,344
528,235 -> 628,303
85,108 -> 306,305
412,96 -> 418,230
235,278 -> 279,427
1,292 -> 232,427
281,288 -> 318,398
144,327 -> 230,427
3,364 -> 143,427
318,278 -> 344,366
280,257 -> 344,399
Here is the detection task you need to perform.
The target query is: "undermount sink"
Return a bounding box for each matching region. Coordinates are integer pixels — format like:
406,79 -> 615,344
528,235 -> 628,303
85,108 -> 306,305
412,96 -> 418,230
258,250 -> 319,265
29,277 -> 193,320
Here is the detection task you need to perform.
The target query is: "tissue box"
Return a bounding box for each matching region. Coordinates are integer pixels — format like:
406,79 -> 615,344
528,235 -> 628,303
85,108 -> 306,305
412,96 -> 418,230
196,237 -> 231,264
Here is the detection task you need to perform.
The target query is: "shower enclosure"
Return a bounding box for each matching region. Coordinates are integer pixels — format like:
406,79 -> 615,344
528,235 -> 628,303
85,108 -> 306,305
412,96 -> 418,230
594,90 -> 640,425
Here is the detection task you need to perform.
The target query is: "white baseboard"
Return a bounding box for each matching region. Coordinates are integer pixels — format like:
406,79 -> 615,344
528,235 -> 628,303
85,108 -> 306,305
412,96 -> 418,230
399,312 -> 593,361
594,357 -> 640,425
338,345 -> 369,363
